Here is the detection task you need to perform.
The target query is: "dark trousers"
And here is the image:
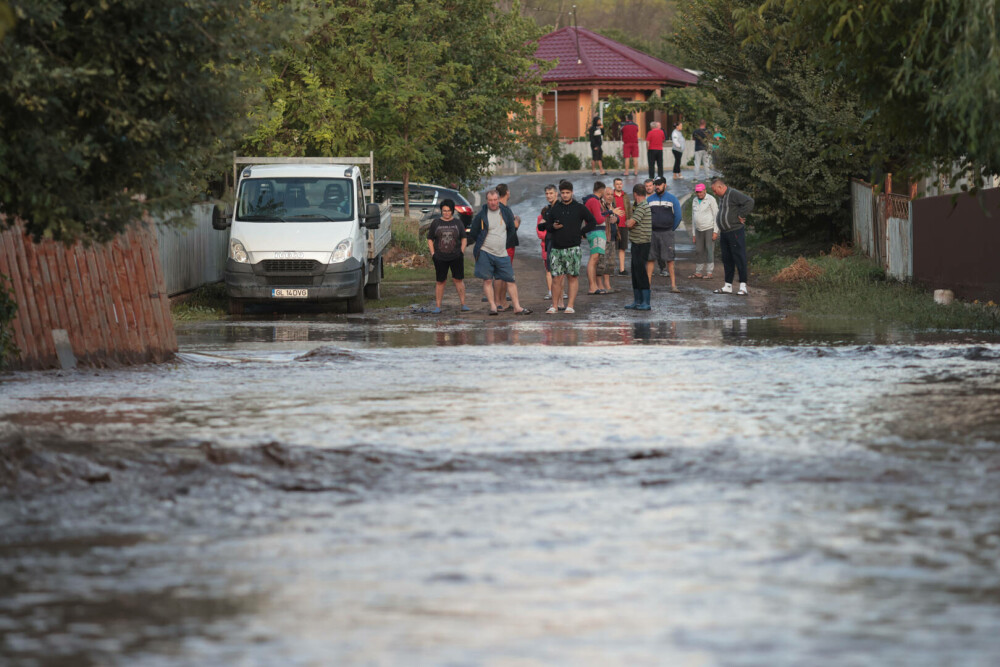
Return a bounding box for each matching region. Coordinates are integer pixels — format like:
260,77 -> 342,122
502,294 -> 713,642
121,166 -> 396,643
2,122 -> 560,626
672,149 -> 683,174
630,242 -> 651,290
648,150 -> 663,180
719,227 -> 748,284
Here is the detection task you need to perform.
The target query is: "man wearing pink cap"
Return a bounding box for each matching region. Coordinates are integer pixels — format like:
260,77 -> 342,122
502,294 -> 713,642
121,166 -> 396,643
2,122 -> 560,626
690,183 -> 719,279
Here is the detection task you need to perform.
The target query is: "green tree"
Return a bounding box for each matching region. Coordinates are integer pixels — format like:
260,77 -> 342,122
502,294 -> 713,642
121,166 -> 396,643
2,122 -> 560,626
246,0 -> 549,213
752,0 -> 1000,181
673,0 -> 881,237
0,0 -> 289,243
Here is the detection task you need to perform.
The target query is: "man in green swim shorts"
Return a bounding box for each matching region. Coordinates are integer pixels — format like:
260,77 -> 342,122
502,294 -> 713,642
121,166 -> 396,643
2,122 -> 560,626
539,180 -> 598,314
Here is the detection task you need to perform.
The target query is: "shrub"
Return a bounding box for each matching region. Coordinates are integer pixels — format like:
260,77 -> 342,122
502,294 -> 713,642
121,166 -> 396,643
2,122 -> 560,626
602,154 -> 621,170
559,153 -> 582,172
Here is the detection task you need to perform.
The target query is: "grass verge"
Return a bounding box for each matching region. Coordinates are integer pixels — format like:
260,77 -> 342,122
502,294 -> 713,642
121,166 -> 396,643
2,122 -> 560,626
171,283 -> 227,321
750,235 -> 1000,331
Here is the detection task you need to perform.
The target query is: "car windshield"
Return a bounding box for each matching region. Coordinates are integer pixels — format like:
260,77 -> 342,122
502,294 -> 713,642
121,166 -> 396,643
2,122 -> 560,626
237,178 -> 354,222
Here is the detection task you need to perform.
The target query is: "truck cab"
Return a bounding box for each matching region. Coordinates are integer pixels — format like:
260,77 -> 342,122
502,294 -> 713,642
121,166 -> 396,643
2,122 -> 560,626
218,161 -> 391,314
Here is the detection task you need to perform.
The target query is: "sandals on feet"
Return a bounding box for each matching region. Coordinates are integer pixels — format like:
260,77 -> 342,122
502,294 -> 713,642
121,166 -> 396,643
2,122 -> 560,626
688,274 -> 703,279
488,309 -> 499,316
713,287 -> 732,294
546,306 -> 557,314
515,307 -> 532,315
703,274 -> 713,280
564,307 -> 576,314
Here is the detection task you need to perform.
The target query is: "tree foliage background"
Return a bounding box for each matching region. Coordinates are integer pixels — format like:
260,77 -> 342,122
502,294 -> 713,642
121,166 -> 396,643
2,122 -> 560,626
673,0 -> 888,237
753,0 -> 1000,182
0,0 -> 290,243
246,0 -> 549,203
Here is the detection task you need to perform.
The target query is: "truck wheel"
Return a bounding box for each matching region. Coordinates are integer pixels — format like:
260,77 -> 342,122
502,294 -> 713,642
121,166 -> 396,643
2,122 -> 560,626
228,297 -> 245,315
346,275 -> 366,313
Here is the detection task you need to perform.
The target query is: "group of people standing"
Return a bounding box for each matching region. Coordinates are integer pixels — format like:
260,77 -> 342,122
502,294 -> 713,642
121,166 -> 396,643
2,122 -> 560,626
423,134 -> 753,314
590,115 -> 724,182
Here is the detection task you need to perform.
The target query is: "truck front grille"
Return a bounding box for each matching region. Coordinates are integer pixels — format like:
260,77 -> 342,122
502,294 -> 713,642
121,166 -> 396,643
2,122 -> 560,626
262,259 -> 318,273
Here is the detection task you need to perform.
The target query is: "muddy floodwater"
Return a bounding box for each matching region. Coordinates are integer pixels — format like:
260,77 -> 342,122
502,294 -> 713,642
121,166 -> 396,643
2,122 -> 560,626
2,316 -> 1000,666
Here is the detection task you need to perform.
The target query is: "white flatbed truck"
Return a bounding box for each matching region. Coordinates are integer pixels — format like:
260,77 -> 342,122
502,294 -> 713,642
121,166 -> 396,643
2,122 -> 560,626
213,154 -> 392,314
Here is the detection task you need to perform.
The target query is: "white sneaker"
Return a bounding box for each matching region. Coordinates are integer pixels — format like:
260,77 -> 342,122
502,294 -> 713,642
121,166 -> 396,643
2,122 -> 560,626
545,291 -> 552,300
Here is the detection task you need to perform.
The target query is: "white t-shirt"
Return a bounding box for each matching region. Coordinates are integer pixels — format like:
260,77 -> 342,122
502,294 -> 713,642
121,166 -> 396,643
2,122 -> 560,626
480,209 -> 508,257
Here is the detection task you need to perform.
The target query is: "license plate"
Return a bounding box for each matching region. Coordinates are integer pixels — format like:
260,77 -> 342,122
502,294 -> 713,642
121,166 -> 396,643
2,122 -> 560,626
272,288 -> 308,298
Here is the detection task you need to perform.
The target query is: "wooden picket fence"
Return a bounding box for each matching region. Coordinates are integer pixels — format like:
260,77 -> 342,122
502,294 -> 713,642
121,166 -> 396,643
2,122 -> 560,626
0,221 -> 177,370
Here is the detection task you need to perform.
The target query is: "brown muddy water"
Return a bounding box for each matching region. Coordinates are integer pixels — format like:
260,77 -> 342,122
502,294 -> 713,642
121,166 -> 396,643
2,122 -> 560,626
2,317 -> 1000,666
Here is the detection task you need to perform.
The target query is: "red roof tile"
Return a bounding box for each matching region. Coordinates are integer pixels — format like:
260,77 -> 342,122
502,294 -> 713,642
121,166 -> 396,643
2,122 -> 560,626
536,26 -> 697,86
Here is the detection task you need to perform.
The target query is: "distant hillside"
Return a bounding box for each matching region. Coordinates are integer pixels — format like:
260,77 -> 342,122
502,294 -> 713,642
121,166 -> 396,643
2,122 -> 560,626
497,0 -> 686,67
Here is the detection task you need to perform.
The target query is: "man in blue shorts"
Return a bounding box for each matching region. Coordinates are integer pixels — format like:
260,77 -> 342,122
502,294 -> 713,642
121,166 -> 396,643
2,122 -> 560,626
469,190 -> 532,316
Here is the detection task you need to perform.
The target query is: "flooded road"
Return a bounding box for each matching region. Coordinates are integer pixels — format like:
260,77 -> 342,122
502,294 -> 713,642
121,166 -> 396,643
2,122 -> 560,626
3,318 -> 1000,665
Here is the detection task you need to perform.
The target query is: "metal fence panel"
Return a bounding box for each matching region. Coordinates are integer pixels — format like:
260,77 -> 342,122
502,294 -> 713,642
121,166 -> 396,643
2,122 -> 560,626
156,204 -> 228,296
887,210 -> 913,280
851,180 -> 874,256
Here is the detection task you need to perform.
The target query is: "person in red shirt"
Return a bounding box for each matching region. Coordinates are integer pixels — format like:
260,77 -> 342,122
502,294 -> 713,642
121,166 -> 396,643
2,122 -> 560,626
620,114 -> 640,176
646,121 -> 665,181
582,181 -> 608,295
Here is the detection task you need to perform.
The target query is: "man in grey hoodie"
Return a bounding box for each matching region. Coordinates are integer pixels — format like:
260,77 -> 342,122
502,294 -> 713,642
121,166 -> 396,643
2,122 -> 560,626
710,176 -> 754,295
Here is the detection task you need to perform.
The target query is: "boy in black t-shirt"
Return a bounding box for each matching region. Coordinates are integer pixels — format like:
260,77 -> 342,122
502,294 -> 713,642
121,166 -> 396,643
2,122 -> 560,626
426,199 -> 468,313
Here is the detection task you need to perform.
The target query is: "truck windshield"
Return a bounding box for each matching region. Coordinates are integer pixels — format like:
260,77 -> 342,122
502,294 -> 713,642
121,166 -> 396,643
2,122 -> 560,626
237,178 -> 354,222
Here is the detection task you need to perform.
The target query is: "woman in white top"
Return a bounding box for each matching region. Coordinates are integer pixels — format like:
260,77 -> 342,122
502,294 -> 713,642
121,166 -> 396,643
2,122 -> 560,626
671,121 -> 686,179
689,182 -> 720,278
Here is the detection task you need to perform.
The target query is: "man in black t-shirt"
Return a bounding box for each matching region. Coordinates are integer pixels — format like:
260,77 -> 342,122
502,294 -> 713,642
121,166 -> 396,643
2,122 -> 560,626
426,199 -> 468,313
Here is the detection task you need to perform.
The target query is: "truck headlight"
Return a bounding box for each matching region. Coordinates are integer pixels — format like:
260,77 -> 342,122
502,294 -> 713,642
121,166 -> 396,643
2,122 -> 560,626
331,239 -> 353,263
230,239 -> 249,263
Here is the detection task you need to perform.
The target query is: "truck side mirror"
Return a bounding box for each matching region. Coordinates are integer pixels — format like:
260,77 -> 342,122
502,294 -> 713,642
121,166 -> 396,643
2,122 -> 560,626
212,204 -> 232,230
364,202 -> 381,229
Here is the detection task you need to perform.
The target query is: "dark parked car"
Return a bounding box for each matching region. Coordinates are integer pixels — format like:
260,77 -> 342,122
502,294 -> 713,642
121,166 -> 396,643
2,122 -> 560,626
369,181 -> 475,231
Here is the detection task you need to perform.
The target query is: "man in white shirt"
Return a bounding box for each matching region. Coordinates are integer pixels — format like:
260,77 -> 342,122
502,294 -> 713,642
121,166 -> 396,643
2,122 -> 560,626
689,183 -> 719,279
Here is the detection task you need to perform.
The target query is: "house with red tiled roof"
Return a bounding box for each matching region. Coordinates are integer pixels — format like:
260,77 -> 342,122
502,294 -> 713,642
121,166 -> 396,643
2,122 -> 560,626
534,26 -> 698,140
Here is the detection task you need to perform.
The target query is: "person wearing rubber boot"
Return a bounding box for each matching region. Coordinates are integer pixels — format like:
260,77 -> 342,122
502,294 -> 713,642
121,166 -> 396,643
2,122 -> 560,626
625,183 -> 652,311
710,176 -> 754,296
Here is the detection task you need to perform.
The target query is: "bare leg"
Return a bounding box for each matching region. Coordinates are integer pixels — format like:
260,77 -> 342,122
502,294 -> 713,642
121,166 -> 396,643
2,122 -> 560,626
495,280 -> 507,305
545,271 -> 552,294
587,252 -> 599,292
566,275 -> 579,309
483,280 -> 497,311
619,246 -> 626,272
602,273 -> 611,292
646,261 -> 655,287
551,274 -> 565,309
508,282 -> 525,312
668,261 -> 676,289
434,281 -> 445,308
454,278 -> 466,306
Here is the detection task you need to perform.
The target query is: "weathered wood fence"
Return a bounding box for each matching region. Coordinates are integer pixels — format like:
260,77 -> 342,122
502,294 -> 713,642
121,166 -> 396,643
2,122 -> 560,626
0,222 -> 177,370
